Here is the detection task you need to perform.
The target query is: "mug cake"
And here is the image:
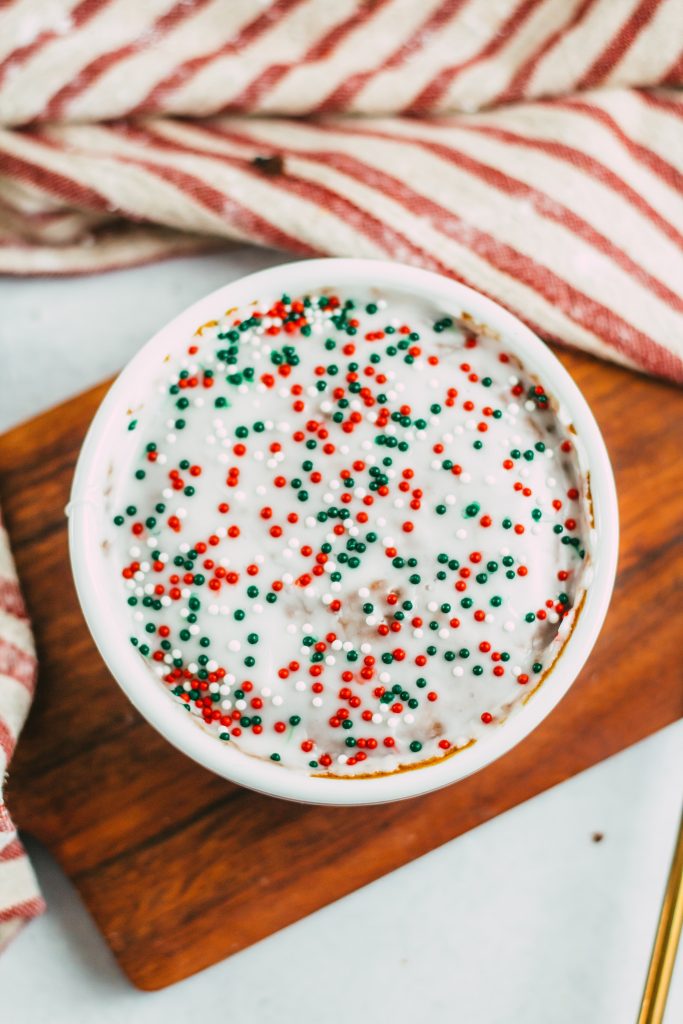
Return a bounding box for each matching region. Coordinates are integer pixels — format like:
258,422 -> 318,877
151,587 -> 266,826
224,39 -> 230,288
70,259 -> 616,803
107,281 -> 593,778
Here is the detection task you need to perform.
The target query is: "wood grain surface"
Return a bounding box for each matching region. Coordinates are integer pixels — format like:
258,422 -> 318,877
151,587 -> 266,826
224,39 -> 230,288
0,348 -> 681,990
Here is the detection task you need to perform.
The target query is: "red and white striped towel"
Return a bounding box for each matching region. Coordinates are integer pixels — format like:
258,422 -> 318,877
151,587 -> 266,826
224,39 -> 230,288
0,511 -> 43,950
3,95 -> 682,380
0,0 -> 681,943
0,0 -> 680,123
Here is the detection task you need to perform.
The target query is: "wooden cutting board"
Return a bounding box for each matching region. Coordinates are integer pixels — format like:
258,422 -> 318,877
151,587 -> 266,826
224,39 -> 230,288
0,348 -> 681,991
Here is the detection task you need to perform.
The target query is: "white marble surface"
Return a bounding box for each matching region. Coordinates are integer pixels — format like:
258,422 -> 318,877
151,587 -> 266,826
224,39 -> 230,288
1,252 -> 681,1024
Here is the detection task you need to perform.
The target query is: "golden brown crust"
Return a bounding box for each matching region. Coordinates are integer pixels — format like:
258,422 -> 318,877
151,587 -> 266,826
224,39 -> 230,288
313,737 -> 475,780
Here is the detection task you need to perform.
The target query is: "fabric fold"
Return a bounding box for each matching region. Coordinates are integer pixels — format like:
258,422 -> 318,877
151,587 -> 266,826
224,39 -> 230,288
0,513 -> 42,944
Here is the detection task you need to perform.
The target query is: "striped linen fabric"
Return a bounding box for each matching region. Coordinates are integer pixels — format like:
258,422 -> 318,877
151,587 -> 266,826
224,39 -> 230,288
0,0 -> 681,943
0,511 -> 43,949
1,92 -> 682,379
0,0 -> 681,123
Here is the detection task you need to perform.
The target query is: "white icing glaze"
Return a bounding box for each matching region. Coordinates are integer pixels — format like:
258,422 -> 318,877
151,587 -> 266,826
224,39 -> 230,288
110,287 -> 592,776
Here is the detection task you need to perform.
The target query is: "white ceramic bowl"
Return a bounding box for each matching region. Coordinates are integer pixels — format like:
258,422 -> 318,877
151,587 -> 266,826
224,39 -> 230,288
69,259 -> 618,806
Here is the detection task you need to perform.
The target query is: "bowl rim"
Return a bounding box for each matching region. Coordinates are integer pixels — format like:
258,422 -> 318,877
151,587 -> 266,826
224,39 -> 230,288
69,257 -> 619,806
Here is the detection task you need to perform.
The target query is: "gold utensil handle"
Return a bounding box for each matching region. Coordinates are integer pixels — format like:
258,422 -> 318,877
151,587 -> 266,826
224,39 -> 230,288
637,807 -> 683,1024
